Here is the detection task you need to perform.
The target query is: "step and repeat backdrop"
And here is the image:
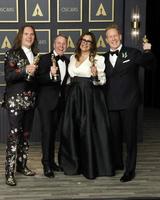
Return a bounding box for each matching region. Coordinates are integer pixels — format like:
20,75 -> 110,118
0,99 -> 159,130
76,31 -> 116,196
0,0 -> 123,103
0,0 -> 146,142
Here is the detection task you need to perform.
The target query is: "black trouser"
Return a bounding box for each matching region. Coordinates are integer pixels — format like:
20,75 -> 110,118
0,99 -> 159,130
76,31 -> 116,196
38,107 -> 59,168
5,108 -> 34,176
109,106 -> 138,173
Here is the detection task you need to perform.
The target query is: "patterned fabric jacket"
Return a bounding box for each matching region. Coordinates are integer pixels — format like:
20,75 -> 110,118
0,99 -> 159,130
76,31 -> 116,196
3,48 -> 37,111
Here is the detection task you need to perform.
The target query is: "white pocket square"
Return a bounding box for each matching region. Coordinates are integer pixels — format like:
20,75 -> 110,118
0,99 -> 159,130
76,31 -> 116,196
123,59 -> 130,63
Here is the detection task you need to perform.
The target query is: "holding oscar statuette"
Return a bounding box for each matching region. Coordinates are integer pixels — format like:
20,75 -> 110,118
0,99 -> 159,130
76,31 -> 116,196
90,55 -> 99,85
27,53 -> 40,81
4,25 -> 38,186
33,53 -> 40,64
142,35 -> 152,51
51,53 -> 60,82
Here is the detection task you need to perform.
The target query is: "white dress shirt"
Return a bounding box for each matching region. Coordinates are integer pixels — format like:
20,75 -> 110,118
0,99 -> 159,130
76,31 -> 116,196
22,46 -> 34,64
109,44 -> 122,67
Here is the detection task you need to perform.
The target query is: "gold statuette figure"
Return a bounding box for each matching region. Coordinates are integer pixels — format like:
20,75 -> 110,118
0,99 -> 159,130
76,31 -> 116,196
143,35 -> 149,43
33,53 -> 40,65
90,55 -> 99,85
51,53 -> 59,81
27,53 -> 40,81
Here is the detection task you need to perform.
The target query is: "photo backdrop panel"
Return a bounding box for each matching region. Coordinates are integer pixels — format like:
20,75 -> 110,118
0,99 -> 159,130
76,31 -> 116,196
0,0 -> 19,23
57,0 -> 82,22
0,0 -> 127,143
0,29 -> 18,56
89,0 -> 114,22
89,29 -> 108,53
25,0 -> 50,22
36,29 -> 51,54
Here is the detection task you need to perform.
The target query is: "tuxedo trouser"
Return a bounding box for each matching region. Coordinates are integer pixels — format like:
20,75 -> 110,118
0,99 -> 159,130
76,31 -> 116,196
5,108 -> 34,176
38,107 -> 59,168
109,106 -> 138,173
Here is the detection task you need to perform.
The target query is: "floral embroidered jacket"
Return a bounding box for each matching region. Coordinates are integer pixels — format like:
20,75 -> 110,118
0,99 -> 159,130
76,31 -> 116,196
3,48 -> 37,110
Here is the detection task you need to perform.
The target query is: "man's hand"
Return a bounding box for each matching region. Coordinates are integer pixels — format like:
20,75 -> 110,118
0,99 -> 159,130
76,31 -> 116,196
26,64 -> 37,76
50,65 -> 58,76
143,42 -> 152,51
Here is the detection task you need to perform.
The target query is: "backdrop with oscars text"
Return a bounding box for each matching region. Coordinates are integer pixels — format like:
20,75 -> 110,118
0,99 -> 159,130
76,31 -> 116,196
0,0 -> 146,142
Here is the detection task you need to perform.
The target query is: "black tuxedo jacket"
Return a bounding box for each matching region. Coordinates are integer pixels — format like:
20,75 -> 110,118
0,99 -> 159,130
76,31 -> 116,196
4,48 -> 37,97
104,46 -> 154,110
37,52 -> 69,111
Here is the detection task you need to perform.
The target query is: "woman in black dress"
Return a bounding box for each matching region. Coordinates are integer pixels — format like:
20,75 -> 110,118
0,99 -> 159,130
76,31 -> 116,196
59,32 -> 115,179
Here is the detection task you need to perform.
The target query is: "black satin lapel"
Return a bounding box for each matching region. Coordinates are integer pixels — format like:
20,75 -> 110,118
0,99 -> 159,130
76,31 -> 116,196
113,46 -> 128,72
105,53 -> 114,76
62,58 -> 69,85
55,61 -> 61,80
113,55 -> 122,70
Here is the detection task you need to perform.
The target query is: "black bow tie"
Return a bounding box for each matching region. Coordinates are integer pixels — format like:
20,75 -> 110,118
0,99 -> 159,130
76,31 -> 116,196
109,50 -> 119,56
55,55 -> 65,62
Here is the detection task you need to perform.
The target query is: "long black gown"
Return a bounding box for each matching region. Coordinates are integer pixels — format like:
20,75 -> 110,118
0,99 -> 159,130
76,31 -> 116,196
59,55 -> 115,179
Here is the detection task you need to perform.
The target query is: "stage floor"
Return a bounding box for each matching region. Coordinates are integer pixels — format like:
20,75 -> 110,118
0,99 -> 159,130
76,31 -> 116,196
0,108 -> 160,200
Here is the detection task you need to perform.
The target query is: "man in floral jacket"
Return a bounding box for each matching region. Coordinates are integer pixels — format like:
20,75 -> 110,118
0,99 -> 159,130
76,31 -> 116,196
103,24 -> 154,182
3,25 -> 39,186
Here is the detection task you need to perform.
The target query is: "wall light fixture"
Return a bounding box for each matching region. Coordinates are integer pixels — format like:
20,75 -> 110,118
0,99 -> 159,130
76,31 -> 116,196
131,7 -> 140,38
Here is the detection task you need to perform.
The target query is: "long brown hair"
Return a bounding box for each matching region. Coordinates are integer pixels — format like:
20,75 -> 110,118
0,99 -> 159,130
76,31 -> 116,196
75,31 -> 97,61
13,25 -> 39,54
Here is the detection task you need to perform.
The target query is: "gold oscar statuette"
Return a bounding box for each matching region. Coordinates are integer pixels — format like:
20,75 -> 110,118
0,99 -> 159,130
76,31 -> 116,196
90,55 -> 99,85
51,53 -> 59,81
27,53 -> 40,81
143,35 -> 149,43
90,55 -> 96,67
33,53 -> 40,65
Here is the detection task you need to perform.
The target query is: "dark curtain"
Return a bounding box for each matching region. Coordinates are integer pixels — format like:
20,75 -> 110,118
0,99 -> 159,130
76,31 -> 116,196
145,0 -> 160,107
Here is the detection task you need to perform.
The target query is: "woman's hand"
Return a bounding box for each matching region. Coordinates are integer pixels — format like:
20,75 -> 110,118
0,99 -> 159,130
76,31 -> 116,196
91,65 -> 97,76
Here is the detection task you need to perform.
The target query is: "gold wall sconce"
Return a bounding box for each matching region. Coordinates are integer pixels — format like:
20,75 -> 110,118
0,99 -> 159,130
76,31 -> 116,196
131,7 -> 140,38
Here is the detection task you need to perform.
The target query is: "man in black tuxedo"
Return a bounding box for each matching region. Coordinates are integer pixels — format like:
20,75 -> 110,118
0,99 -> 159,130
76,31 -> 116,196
37,35 -> 69,178
103,24 -> 154,182
3,25 -> 39,186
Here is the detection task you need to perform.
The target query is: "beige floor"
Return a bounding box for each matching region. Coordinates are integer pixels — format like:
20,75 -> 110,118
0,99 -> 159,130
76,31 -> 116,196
0,108 -> 160,200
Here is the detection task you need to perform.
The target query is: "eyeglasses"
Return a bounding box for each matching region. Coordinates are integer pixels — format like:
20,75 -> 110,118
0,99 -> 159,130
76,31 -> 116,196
81,39 -> 92,45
